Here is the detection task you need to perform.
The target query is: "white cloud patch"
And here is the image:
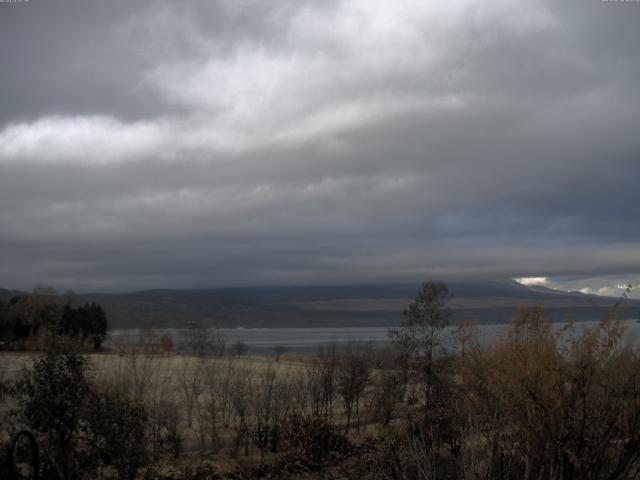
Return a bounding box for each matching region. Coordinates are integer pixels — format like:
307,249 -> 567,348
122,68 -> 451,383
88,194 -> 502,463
0,116 -> 169,165
0,0 -> 558,166
515,276 -> 548,286
535,278 -> 638,300
578,286 -> 628,298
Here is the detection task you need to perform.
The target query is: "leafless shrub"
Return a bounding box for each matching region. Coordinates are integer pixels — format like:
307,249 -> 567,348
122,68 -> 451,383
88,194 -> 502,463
177,356 -> 204,428
234,339 -> 249,357
371,368 -> 404,426
305,345 -> 339,420
252,366 -> 294,457
337,345 -> 370,432
182,320 -> 225,357
273,344 -> 288,361
279,413 -> 351,470
197,359 -> 222,451
149,400 -> 183,460
230,367 -> 253,457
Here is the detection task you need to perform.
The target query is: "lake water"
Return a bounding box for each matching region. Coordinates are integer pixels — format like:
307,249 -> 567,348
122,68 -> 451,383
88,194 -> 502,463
109,319 -> 640,355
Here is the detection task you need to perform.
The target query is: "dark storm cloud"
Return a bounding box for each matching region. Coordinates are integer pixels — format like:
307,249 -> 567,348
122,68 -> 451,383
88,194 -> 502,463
0,0 -> 639,295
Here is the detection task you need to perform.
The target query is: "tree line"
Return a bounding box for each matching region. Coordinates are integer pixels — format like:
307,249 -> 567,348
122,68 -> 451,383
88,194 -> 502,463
0,291 -> 108,351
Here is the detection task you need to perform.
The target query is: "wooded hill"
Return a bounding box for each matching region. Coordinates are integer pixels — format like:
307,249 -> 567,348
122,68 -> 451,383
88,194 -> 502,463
4,280 -> 636,329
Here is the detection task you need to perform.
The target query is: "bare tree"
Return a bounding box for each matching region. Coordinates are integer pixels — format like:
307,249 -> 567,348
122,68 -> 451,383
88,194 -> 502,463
389,281 -> 452,410
177,356 -> 204,428
230,369 -> 253,457
273,344 -> 288,361
181,320 -> 226,356
160,334 -> 174,354
305,345 -> 339,420
211,327 -> 226,357
234,339 -> 249,357
198,359 -> 222,451
337,346 -> 370,432
137,325 -> 160,354
253,366 -> 291,457
453,318 -> 479,361
182,320 -> 210,356
371,368 -> 403,426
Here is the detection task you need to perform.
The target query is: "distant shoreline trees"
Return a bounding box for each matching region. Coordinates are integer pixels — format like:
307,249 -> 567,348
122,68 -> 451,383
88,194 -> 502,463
0,291 -> 108,351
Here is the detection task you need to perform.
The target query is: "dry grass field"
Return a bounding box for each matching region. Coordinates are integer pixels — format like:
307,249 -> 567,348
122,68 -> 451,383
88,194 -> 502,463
0,346 -> 388,478
1,347 -> 378,455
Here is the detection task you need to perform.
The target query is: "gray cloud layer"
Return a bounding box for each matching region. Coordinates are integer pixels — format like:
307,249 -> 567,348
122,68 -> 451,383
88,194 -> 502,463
1,0 -> 639,294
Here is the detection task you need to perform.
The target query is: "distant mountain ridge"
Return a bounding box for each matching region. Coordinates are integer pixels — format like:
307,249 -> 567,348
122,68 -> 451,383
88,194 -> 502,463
0,288 -> 26,300
2,281 -> 638,329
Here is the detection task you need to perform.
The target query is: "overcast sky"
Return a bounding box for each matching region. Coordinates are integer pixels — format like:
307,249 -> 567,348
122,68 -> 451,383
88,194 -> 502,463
0,0 -> 639,296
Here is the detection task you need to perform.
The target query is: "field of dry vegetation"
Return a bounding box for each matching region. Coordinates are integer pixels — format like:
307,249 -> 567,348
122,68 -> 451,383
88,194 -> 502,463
2,282 -> 640,480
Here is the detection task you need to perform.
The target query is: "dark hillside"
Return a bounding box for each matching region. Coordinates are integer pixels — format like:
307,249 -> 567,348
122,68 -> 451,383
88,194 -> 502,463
68,280 -> 639,329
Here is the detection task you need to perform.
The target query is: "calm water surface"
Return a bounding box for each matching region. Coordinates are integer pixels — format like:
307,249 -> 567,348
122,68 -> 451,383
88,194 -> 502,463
109,320 -> 640,355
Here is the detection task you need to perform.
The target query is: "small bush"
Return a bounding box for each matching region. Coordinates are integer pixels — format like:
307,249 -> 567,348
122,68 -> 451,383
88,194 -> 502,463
17,342 -> 96,479
150,400 -> 184,460
16,337 -> 152,479
87,392 -> 150,480
279,414 -> 351,470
